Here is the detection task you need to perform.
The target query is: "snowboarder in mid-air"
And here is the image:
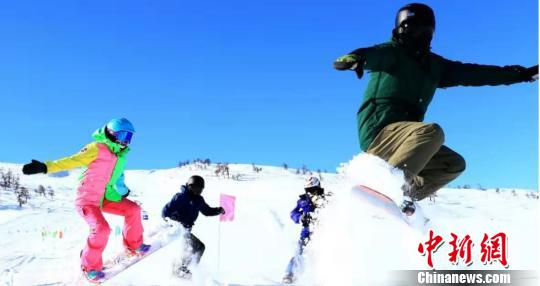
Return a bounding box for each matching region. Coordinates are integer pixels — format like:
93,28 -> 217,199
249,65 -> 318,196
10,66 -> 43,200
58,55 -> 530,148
162,175 -> 225,279
334,3 -> 538,215
283,176 -> 328,284
21,118 -> 150,283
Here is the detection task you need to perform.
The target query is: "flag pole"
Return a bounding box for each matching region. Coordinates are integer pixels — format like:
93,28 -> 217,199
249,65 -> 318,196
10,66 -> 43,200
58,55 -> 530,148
217,219 -> 222,272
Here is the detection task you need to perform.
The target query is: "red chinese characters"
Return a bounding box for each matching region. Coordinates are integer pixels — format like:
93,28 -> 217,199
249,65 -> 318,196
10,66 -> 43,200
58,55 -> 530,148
448,233 -> 473,266
480,232 -> 508,267
418,230 -> 508,269
418,229 -> 444,268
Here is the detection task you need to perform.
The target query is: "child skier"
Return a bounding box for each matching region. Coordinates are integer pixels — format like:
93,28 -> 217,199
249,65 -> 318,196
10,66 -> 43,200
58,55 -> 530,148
334,3 -> 538,214
283,176 -> 327,284
161,175 -> 225,279
21,118 -> 150,282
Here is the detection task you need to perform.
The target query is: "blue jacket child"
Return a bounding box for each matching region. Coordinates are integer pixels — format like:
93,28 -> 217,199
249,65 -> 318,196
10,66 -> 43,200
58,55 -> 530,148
290,194 -> 316,242
162,175 -> 224,279
283,176 -> 327,283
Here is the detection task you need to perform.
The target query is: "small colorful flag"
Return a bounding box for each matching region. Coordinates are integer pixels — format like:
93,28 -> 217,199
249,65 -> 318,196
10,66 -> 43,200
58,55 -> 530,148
220,194 -> 236,222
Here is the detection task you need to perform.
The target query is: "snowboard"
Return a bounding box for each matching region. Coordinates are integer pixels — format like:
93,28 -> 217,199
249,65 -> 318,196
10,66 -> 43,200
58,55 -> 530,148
84,223 -> 185,284
351,185 -> 430,232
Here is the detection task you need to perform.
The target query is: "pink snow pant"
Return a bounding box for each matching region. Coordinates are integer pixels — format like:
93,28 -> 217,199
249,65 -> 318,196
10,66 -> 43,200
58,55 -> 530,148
77,198 -> 143,271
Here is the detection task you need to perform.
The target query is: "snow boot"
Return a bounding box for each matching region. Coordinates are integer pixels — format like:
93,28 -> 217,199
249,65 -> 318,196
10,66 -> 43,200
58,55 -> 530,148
399,196 -> 416,216
282,273 -> 294,284
127,243 -> 151,257
173,265 -> 192,280
83,269 -> 105,283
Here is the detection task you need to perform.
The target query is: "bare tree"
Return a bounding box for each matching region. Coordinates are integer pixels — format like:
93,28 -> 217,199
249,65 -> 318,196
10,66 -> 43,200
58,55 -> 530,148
15,187 -> 30,207
47,186 -> 55,200
191,158 -> 210,170
224,164 -> 230,179
214,163 -> 230,179
252,163 -> 262,173
0,169 -> 20,190
317,169 -> 323,181
215,163 -> 222,177
35,185 -> 47,197
178,160 -> 190,168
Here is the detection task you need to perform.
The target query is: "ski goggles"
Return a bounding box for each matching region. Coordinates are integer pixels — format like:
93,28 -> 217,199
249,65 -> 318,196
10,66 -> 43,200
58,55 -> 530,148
113,130 -> 133,146
305,187 -> 322,194
401,22 -> 434,38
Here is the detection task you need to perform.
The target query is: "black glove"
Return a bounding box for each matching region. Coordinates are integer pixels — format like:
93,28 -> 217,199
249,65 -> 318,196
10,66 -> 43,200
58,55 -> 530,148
218,207 -> 226,215
334,54 -> 365,79
334,60 -> 358,70
524,65 -> 539,82
504,65 -> 538,82
22,160 -> 47,175
122,189 -> 130,198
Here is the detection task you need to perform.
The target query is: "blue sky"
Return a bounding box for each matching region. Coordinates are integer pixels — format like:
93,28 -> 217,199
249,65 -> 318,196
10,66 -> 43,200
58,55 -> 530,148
0,0 -> 537,189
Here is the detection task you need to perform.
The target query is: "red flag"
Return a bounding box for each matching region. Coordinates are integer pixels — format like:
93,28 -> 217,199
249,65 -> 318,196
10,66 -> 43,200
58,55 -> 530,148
220,194 -> 236,222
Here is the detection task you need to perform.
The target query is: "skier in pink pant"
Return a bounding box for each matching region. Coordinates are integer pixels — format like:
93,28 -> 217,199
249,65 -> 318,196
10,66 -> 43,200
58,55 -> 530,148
22,118 -> 150,282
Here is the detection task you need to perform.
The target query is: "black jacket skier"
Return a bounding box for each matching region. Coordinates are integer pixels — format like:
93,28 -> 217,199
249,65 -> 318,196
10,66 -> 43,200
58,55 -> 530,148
162,175 -> 224,279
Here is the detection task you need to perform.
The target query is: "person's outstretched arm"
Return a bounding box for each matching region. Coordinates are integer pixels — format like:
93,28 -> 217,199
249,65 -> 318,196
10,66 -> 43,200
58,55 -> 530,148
334,45 -> 397,78
200,198 -> 224,216
22,143 -> 99,175
438,58 -> 537,88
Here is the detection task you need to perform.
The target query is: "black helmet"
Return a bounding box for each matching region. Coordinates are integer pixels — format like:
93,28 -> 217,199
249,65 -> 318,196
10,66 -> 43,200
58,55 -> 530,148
393,3 -> 435,55
187,175 -> 205,195
395,3 -> 435,30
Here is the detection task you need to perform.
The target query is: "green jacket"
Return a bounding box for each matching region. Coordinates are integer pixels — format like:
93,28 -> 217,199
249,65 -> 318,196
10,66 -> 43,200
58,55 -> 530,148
336,41 -> 525,151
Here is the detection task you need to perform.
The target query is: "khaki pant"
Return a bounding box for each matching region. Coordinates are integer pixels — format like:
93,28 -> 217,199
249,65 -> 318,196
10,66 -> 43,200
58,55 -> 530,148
366,122 -> 466,201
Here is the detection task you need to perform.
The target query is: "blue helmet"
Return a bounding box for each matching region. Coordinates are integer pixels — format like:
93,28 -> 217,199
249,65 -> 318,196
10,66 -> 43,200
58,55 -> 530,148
105,118 -> 135,146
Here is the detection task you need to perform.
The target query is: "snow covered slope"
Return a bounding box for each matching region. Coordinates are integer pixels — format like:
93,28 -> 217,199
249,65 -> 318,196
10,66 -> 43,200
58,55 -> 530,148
0,156 -> 537,285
